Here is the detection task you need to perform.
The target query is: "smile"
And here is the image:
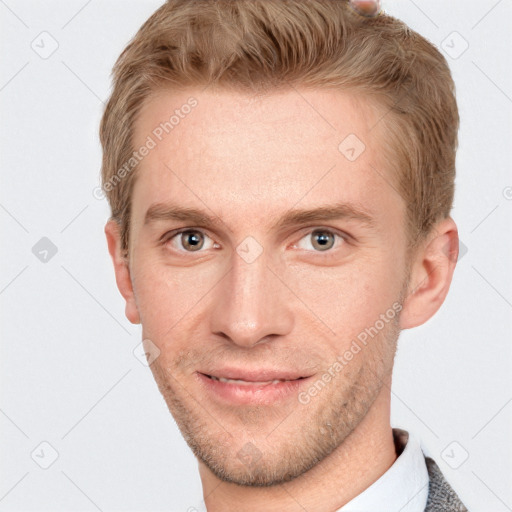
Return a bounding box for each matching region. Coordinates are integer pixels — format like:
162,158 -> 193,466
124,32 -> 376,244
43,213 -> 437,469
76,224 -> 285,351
197,372 -> 311,405
207,375 -> 303,385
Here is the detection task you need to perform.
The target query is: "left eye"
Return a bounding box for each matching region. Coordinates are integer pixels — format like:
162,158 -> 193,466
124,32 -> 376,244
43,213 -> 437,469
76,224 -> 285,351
295,229 -> 344,252
167,230 -> 217,252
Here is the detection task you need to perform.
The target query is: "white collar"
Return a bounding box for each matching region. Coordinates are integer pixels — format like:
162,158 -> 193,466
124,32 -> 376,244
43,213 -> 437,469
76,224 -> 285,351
337,428 -> 429,512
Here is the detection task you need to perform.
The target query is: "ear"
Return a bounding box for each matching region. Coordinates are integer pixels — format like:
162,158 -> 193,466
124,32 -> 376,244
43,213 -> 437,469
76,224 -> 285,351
399,217 -> 459,329
104,220 -> 141,325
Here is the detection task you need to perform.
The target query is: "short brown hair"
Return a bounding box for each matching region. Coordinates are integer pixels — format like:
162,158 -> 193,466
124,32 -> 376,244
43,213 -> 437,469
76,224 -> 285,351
99,0 -> 459,259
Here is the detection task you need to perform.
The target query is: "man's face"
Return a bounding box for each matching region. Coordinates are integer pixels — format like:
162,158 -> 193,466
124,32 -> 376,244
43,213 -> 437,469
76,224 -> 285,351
127,86 -> 409,485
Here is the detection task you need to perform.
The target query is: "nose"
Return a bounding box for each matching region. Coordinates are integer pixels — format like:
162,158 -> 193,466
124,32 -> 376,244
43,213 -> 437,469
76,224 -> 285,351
210,247 -> 294,348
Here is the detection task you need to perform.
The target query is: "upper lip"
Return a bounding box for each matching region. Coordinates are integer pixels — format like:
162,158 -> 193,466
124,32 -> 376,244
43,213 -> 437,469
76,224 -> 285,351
200,368 -> 311,382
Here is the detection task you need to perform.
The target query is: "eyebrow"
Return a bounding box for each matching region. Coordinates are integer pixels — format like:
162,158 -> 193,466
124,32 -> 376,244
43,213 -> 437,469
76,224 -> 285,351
143,201 -> 376,232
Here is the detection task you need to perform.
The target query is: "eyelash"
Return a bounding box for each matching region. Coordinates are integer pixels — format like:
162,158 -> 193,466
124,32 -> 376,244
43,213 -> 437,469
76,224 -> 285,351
160,227 -> 349,255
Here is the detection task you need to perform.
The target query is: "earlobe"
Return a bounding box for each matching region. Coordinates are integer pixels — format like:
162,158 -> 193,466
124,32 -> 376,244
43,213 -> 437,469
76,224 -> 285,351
399,217 -> 459,330
104,220 -> 141,325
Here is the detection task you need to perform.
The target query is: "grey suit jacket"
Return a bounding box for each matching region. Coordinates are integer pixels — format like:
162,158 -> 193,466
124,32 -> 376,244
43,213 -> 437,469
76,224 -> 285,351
424,456 -> 468,512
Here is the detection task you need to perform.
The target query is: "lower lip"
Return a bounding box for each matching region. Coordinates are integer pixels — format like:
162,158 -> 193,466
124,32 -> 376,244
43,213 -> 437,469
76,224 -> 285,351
196,372 -> 311,405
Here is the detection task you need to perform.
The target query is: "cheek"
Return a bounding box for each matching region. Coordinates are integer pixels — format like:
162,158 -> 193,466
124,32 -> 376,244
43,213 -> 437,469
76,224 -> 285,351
131,258 -> 222,335
285,255 -> 402,339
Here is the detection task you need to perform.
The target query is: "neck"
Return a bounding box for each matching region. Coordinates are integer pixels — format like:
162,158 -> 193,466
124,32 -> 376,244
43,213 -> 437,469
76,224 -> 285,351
198,380 -> 396,512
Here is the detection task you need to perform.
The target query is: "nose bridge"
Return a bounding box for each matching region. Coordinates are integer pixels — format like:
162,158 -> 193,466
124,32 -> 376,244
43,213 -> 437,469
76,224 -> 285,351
210,247 -> 293,347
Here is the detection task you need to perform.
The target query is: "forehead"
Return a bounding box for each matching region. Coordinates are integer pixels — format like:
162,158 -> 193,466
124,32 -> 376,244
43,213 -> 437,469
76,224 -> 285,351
130,86 -> 401,232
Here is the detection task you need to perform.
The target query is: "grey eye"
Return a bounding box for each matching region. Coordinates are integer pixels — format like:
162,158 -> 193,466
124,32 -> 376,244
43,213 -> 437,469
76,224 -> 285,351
310,229 -> 336,251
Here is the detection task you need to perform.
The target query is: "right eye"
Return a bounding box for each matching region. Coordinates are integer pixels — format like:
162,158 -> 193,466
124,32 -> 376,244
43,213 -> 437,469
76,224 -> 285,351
164,229 -> 218,253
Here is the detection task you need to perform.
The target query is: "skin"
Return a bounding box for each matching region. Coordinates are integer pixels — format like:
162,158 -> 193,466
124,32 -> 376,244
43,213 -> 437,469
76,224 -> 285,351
105,86 -> 459,511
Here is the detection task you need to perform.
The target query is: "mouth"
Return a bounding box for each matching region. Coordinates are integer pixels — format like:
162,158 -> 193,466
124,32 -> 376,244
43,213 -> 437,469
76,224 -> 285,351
202,373 -> 308,385
196,371 -> 312,405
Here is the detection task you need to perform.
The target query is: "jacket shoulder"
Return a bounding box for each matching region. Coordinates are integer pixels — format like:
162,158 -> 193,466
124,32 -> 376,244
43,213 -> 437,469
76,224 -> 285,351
424,456 -> 468,512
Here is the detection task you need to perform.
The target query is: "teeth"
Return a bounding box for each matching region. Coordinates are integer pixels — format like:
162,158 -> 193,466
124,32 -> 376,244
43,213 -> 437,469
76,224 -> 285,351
210,376 -> 288,385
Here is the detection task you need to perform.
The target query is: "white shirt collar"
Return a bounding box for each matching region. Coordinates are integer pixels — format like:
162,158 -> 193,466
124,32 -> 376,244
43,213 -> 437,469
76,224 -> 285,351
337,428 -> 429,512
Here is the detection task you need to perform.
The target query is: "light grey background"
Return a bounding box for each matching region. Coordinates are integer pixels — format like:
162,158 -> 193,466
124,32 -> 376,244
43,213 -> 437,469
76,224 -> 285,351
1,0 -> 511,510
